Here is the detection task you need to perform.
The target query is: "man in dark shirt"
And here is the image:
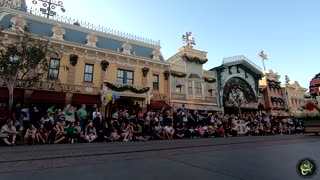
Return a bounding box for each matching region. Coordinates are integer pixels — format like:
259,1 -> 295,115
11,103 -> 21,128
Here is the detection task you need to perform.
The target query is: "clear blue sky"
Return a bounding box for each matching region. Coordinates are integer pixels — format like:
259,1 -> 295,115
27,0 -> 320,89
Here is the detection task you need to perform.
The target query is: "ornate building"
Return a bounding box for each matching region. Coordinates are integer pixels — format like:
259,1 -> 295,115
0,4 -> 169,116
167,46 -> 220,112
211,56 -> 264,114
309,72 -> 320,97
282,79 -> 307,115
259,70 -> 286,115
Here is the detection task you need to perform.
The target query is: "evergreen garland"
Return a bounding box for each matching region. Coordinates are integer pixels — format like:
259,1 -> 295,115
164,71 -> 170,80
101,60 -> 109,71
105,82 -> 150,94
171,72 -> 187,78
70,54 -> 78,66
204,77 -> 216,83
184,55 -> 208,64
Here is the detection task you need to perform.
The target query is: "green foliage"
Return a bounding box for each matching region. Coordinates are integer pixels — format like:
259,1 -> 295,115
105,82 -> 150,94
171,72 -> 187,78
184,55 -> 208,64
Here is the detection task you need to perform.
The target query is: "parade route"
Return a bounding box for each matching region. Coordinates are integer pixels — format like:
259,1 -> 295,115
0,135 -> 319,180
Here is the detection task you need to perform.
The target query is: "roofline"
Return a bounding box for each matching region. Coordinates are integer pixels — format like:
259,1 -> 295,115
0,6 -> 161,49
3,29 -> 170,66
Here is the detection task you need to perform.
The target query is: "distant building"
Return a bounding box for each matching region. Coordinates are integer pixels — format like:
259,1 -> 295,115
167,46 -> 220,112
309,72 -> 320,97
259,70 -> 286,116
282,81 -> 307,116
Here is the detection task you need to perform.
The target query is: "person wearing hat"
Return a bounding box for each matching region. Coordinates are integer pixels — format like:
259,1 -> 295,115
0,119 -> 19,145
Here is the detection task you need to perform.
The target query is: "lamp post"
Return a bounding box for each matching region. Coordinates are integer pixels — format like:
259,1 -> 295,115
32,0 -> 65,18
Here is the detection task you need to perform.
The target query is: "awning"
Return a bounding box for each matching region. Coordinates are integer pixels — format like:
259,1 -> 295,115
176,79 -> 185,86
30,90 -> 66,103
72,93 -> 101,105
149,100 -> 171,110
0,87 -> 24,100
174,103 -> 221,111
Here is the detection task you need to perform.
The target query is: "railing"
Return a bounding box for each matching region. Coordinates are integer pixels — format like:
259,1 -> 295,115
171,93 -> 186,100
0,2 -> 161,47
222,55 -> 262,72
205,96 -> 217,103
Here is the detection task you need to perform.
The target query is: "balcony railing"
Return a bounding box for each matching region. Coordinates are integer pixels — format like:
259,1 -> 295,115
205,96 -> 218,103
171,93 -> 186,100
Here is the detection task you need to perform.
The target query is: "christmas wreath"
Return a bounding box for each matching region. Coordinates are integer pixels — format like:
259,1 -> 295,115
164,71 -> 170,80
142,67 -> 149,77
70,54 -> 78,66
101,60 -> 109,71
204,77 -> 216,83
105,82 -> 150,94
171,72 -> 187,78
184,55 -> 208,64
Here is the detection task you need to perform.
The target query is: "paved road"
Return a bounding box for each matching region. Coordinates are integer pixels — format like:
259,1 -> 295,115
0,135 -> 319,180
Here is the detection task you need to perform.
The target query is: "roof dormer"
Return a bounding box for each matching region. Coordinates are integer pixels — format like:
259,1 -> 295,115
51,25 -> 65,40
86,33 -> 98,47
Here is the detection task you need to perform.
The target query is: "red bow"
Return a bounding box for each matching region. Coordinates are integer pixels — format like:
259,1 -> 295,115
306,102 -> 316,111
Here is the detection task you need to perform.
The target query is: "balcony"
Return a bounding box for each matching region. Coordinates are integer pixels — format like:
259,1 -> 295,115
171,93 -> 186,100
104,83 -> 149,97
205,96 -> 218,104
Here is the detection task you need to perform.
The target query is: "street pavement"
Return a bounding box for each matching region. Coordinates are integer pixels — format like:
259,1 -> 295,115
0,135 -> 320,180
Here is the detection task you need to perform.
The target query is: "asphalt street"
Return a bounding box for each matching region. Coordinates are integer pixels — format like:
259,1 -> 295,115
0,135 -> 319,180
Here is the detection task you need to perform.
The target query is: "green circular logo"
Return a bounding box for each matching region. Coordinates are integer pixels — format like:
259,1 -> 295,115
296,158 -> 317,178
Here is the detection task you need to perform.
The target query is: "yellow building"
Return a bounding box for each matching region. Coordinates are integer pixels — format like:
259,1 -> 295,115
166,46 -> 220,112
282,80 -> 308,115
0,5 -> 169,116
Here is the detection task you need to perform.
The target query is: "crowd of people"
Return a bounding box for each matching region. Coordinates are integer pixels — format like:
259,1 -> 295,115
0,102 -> 305,146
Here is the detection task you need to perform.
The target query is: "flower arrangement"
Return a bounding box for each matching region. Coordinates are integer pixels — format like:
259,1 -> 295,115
100,60 -> 109,71
70,54 -> 78,66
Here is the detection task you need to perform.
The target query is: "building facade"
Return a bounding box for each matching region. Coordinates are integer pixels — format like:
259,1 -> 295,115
259,70 -> 286,115
310,72 -> 320,97
166,46 -> 220,112
0,5 -> 169,117
282,80 -> 307,115
211,56 -> 263,114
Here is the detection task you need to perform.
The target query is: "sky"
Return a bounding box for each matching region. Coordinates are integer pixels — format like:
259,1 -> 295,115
26,0 -> 320,89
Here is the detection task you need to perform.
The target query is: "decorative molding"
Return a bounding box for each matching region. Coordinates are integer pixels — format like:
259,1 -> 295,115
152,49 -> 161,61
179,46 -> 207,60
86,33 -> 98,47
51,25 -> 65,40
121,42 -> 132,55
10,14 -> 27,31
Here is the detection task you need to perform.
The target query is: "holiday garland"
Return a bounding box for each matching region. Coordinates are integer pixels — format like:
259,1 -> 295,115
171,72 -> 187,78
164,71 -> 170,80
70,54 -> 78,66
105,82 -> 150,94
142,67 -> 149,77
184,55 -> 208,64
204,77 -> 216,83
101,60 -> 109,71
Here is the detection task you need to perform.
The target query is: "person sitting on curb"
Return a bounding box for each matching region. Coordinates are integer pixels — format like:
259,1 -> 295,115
0,119 -> 19,146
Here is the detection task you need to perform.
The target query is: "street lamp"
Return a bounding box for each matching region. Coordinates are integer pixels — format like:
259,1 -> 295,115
32,0 -> 65,18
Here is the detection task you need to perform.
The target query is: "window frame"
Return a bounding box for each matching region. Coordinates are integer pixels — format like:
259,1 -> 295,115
153,74 -> 159,90
117,69 -> 134,85
195,81 -> 202,94
188,81 -> 193,94
48,58 -> 60,79
84,63 -> 94,83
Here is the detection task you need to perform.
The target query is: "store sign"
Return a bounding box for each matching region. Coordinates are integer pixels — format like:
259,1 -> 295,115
0,80 -> 96,94
153,93 -> 167,100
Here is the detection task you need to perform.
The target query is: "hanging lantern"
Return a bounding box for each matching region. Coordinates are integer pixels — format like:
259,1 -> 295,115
58,1 -> 63,5
43,3 -> 48,7
51,5 -> 56,9
32,0 -> 37,5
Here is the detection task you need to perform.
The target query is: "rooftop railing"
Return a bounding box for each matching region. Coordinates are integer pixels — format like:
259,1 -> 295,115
222,55 -> 262,72
0,2 -> 161,47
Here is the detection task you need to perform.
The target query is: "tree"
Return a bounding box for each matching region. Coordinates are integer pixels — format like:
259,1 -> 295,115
223,78 -> 257,117
0,26 -> 54,115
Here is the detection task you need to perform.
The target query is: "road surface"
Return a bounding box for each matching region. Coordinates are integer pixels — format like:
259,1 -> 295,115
0,135 -> 319,180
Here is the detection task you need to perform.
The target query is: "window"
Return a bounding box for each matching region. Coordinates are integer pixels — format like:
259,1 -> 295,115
208,90 -> 213,97
48,59 -> 60,79
153,75 -> 159,90
84,64 -> 94,82
117,69 -> 134,84
195,82 -> 202,94
175,86 -> 181,93
188,81 -> 193,94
